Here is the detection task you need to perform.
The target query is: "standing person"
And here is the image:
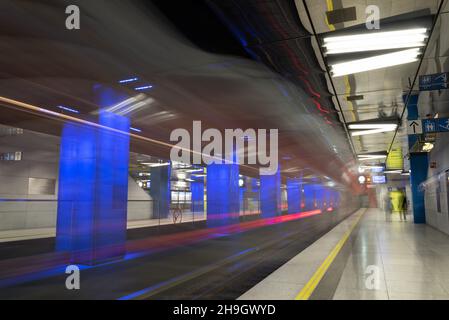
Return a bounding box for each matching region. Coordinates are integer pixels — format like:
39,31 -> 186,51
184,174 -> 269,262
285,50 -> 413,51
384,194 -> 392,222
400,195 -> 408,221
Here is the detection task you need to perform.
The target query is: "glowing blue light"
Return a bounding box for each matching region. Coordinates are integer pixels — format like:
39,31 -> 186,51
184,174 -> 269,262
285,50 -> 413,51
57,105 -> 79,113
118,77 -> 138,84
134,85 -> 153,91
130,127 -> 142,133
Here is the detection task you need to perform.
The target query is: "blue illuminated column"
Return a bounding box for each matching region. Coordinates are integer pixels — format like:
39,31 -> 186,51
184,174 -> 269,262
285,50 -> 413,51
303,184 -> 314,211
405,94 -> 428,223
287,178 -> 301,214
260,169 -> 281,218
56,86 -> 130,264
315,186 -> 324,209
206,162 -> 240,227
323,188 -> 330,208
150,165 -> 171,219
191,180 -> 204,215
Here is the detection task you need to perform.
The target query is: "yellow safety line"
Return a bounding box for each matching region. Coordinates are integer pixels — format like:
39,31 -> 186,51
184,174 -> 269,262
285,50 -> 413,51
325,0 -> 336,31
294,209 -> 366,300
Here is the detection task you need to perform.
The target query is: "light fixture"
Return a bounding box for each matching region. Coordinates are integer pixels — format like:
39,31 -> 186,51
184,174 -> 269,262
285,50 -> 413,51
141,162 -> 170,167
348,122 -> 398,136
384,169 -> 402,174
57,105 -> 79,114
360,165 -> 384,170
177,172 -> 186,180
422,142 -> 434,152
330,48 -> 421,77
351,127 -> 397,136
118,77 -> 138,84
130,127 -> 142,133
348,124 -> 397,130
105,94 -> 146,113
358,155 -> 387,161
135,85 -> 153,91
185,168 -> 204,173
323,28 -> 427,54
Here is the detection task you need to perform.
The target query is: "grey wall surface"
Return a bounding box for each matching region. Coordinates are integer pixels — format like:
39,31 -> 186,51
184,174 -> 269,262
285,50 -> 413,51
0,127 -> 154,231
425,133 -> 449,235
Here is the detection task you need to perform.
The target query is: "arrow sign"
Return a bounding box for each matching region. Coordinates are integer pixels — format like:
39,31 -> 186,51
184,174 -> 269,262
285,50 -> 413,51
407,118 -> 449,135
408,120 -> 422,134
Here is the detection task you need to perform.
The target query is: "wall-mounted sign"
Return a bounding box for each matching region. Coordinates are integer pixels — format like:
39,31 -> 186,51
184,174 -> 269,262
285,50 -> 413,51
408,118 -> 449,135
419,72 -> 448,91
0,151 -> 22,161
372,175 -> 386,184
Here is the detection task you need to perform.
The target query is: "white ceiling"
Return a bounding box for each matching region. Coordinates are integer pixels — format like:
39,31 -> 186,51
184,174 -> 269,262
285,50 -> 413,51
294,0 -> 448,166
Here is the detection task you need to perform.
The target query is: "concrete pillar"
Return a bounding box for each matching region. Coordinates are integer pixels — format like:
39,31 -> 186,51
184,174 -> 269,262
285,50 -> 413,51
191,180 -> 204,216
260,170 -> 282,218
409,153 -> 428,223
303,184 -> 316,211
206,162 -> 240,227
150,165 -> 171,219
56,97 -> 130,264
287,178 -> 301,214
406,93 -> 428,223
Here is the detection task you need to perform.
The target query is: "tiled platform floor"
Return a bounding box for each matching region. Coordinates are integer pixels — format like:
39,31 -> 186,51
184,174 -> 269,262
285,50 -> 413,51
333,208 -> 449,300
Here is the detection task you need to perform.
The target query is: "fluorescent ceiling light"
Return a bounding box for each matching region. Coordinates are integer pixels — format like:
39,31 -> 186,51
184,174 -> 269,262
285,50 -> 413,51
185,169 -> 204,173
57,105 -> 79,114
351,127 -> 397,136
331,48 -> 420,77
384,170 -> 402,173
360,165 -> 384,169
118,77 -> 138,84
105,94 -> 145,113
348,124 -> 397,130
358,154 -> 387,158
141,162 -> 170,167
135,85 -> 153,91
358,155 -> 387,161
129,127 -> 142,132
323,28 -> 427,54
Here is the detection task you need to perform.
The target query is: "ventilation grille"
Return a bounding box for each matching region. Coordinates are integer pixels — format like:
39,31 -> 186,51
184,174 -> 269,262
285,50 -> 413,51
326,7 -> 357,25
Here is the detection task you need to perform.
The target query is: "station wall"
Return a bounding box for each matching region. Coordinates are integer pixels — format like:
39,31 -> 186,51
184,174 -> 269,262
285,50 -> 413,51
425,133 -> 449,235
0,129 -> 153,231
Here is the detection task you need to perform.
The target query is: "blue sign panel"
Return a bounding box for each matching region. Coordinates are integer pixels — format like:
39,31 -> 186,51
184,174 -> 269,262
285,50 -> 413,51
422,117 -> 449,133
423,119 -> 437,133
437,118 -> 449,132
419,72 -> 448,91
372,175 -> 386,184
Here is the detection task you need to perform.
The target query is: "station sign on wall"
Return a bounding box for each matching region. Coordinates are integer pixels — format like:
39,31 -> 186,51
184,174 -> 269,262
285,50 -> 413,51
419,72 -> 448,91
